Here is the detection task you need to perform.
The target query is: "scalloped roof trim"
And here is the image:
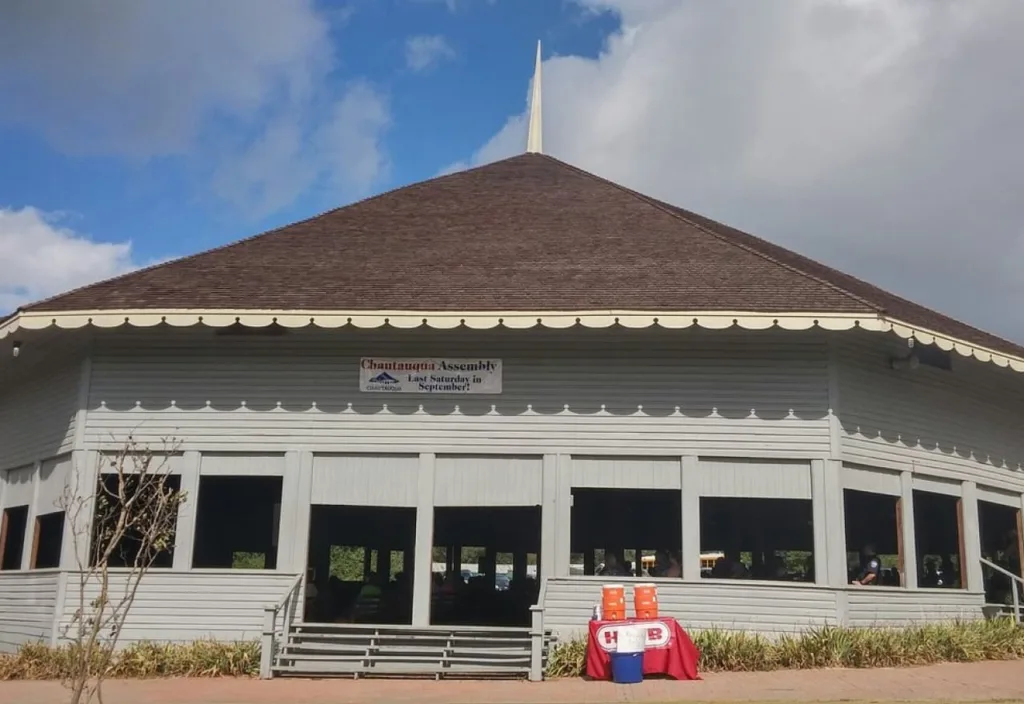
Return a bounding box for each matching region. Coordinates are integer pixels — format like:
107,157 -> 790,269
1,308 -> 1021,373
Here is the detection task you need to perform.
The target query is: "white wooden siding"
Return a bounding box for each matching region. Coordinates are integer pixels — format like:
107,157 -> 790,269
542,577 -> 839,639
311,454 -> 419,507
83,328 -> 831,457
55,571 -> 298,645
570,456 -> 680,489
540,578 -> 985,641
914,475 -> 962,497
845,587 -> 984,627
977,486 -> 1022,508
837,331 -> 1024,491
697,458 -> 812,499
434,455 -> 543,506
841,464 -> 902,496
199,453 -> 285,476
2,465 -> 34,508
0,355 -> 80,472
0,570 -> 60,652
37,455 -> 73,515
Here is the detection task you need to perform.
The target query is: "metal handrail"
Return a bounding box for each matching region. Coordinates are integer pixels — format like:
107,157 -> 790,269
276,572 -> 304,612
277,572 -> 304,633
260,573 -> 305,679
980,557 -> 1022,625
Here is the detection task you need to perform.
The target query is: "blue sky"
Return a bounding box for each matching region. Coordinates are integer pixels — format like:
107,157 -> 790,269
0,0 -> 614,270
3,1 -> 1024,342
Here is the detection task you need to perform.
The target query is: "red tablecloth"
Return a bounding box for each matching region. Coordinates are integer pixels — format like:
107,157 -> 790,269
586,617 -> 701,681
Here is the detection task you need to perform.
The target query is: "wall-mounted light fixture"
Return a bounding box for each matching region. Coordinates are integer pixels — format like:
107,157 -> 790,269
11,341 -> 21,359
890,336 -> 952,372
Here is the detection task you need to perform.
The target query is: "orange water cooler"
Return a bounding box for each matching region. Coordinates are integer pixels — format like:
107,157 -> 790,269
633,583 -> 659,619
601,584 -> 626,621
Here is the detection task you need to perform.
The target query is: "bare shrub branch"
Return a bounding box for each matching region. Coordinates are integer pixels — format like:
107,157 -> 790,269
58,436 -> 186,704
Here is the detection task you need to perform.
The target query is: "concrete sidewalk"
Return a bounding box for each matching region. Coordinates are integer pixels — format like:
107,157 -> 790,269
1,660 -> 1022,704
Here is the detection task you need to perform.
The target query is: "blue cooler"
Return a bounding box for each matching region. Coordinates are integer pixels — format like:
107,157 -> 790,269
610,624 -> 645,684
610,650 -> 643,684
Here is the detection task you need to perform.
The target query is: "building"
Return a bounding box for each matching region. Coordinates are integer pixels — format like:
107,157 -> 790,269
0,48 -> 1022,678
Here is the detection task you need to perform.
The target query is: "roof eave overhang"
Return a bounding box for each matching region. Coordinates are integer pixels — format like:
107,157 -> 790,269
2,308 -> 1021,373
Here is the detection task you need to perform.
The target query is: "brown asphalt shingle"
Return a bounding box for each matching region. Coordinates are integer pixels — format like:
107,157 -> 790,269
20,153 -> 1024,358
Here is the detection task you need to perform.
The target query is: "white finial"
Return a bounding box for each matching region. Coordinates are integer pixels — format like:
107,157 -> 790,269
526,40 -> 543,154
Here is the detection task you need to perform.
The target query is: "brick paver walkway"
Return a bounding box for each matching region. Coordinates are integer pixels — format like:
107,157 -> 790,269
2,660 -> 1022,704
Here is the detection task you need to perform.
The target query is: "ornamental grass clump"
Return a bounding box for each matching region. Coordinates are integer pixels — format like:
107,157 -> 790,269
2,621 -> 1021,681
545,618 -> 1024,678
0,640 -> 260,681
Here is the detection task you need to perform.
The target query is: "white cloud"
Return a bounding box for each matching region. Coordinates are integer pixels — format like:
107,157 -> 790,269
0,208 -> 141,313
411,0 -> 496,12
458,0 -> 1024,343
405,35 -> 457,72
211,82 -> 391,218
317,83 -> 393,193
0,1 -> 387,215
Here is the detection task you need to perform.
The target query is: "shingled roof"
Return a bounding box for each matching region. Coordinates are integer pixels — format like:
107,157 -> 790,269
19,153 -> 1024,358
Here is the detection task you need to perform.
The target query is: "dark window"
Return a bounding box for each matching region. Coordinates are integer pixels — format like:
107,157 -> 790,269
843,489 -> 902,586
914,489 -> 964,589
700,497 -> 815,583
570,488 -> 682,578
192,476 -> 282,569
0,506 -> 29,570
92,473 -> 181,569
32,511 -> 65,569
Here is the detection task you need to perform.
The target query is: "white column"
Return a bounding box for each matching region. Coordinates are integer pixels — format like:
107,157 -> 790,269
810,460 -> 828,585
61,353 -> 95,571
172,451 -> 201,570
412,452 -> 436,626
1020,494 -> 1024,576
960,481 -> 984,592
276,451 -> 303,571
62,450 -> 99,570
288,452 -> 315,577
539,454 -> 557,581
822,460 -> 848,587
552,455 -> 572,577
900,470 -> 918,589
680,456 -> 701,581
20,461 -> 41,569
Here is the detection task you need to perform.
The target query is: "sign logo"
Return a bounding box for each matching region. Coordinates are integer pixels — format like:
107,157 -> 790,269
359,357 -> 502,394
595,622 -> 671,652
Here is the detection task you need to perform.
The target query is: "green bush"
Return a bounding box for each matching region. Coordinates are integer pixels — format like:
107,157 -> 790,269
0,640 -> 260,680
4,620 -> 1021,681
545,618 -> 1024,678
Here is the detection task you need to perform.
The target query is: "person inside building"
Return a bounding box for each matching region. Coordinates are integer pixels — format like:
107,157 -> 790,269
652,550 -> 682,578
598,550 -> 631,576
710,549 -> 748,579
939,554 -> 960,588
851,544 -> 881,585
763,552 -> 788,581
649,550 -> 668,577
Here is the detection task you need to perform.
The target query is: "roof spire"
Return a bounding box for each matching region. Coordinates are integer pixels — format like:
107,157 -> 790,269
526,40 -> 543,154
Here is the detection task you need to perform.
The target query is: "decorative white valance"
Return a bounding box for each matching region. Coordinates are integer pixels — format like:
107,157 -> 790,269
2,308 -> 1022,373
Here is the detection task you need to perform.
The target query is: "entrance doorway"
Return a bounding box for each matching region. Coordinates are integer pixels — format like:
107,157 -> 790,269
431,506 -> 541,627
305,505 -> 416,624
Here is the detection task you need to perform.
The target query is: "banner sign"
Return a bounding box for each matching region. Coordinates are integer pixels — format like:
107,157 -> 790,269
359,358 -> 502,394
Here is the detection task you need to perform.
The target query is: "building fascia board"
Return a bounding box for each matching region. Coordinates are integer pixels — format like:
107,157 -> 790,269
1,307 -> 1022,373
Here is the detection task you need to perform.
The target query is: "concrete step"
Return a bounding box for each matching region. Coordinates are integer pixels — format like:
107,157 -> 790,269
272,661 -> 531,679
274,622 -> 544,680
289,628 -> 534,643
282,642 -> 533,658
279,653 -> 531,664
